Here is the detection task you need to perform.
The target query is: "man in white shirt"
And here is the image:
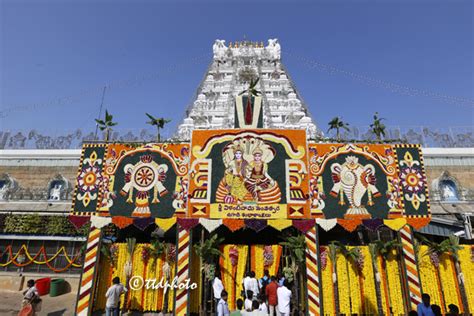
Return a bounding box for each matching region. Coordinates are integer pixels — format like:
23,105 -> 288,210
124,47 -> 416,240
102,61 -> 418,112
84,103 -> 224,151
105,277 -> 127,316
217,290 -> 230,316
243,271 -> 260,299
244,290 -> 254,311
213,276 -> 224,307
276,280 -> 291,316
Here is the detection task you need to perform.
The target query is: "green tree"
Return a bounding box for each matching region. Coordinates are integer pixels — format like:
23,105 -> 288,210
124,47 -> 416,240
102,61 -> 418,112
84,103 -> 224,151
369,240 -> 401,315
145,113 -> 171,142
370,112 -> 386,141
328,242 -> 340,315
95,110 -> 118,142
280,234 -> 306,314
194,234 -> 224,315
239,77 -> 261,98
327,117 -> 350,141
331,241 -> 363,314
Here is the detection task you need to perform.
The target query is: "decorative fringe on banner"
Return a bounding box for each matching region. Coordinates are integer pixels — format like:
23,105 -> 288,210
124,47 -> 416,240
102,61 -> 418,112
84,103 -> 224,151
199,218 -> 222,232
293,219 -> 315,233
90,215 -> 112,229
316,218 -> 337,232
383,218 -> 407,231
337,219 -> 362,232
406,217 -> 431,230
155,217 -> 176,232
112,216 -> 134,229
68,215 -> 90,229
362,219 -> 384,232
133,217 -> 154,231
268,219 -> 293,231
176,218 -> 200,231
244,219 -> 267,232
223,219 -> 245,232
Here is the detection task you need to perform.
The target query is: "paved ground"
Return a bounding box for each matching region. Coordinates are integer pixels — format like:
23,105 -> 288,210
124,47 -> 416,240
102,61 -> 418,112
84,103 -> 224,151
0,290 -> 174,315
0,290 -> 77,315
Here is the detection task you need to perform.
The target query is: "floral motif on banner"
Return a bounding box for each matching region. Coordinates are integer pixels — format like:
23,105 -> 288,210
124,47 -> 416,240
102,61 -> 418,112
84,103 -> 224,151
72,145 -> 106,215
308,143 -> 430,222
395,146 -> 429,214
72,143 -> 189,218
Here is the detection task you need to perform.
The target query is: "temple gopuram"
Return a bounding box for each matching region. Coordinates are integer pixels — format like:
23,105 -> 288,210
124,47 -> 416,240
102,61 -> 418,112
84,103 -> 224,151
6,39 -> 468,315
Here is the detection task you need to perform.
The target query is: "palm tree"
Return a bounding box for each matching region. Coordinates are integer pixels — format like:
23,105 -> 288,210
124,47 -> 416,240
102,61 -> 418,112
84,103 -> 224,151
328,242 -> 340,315
95,109 -> 117,142
146,113 -> 171,142
419,235 -> 470,314
239,78 -> 261,125
445,235 -> 470,314
331,242 -> 363,314
369,244 -> 384,316
194,234 -> 224,315
280,234 -> 306,314
327,117 -> 350,141
369,240 -> 401,315
122,237 -> 136,313
370,112 -> 386,141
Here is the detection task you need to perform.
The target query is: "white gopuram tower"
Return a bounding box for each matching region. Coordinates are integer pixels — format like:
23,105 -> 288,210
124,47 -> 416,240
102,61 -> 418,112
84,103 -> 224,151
173,39 -> 321,141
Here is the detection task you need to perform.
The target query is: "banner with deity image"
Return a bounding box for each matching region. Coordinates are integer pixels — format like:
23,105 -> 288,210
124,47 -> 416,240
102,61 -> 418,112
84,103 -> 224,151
188,129 -> 310,219
308,143 -> 430,220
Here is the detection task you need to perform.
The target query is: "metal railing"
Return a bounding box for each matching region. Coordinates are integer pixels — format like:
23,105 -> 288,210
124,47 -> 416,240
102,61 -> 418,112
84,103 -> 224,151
0,125 -> 472,149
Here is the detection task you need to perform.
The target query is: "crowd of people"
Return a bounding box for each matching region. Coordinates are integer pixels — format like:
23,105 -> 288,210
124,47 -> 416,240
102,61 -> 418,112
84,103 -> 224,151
214,269 -> 292,316
414,293 -> 460,316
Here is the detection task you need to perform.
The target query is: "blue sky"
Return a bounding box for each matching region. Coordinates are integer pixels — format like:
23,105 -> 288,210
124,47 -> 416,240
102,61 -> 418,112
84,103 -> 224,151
1,0 -> 472,136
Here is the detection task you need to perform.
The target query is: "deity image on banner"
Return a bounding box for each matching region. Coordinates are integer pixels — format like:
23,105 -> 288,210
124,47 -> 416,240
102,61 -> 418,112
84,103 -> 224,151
216,139 -> 281,204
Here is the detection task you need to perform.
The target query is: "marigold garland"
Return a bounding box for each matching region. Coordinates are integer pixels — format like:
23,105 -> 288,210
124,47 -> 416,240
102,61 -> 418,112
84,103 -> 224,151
250,245 -> 282,281
439,253 -> 462,313
459,246 -> 474,311
321,246 -> 335,315
336,250 -> 351,314
384,251 -> 405,315
0,245 -> 82,272
220,244 -> 248,310
360,246 -> 378,315
419,246 -> 443,309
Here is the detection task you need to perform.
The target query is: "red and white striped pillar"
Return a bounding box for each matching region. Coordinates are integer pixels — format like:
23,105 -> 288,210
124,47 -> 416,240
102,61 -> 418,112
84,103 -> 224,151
305,225 -> 321,316
75,226 -> 102,316
399,225 -> 422,311
175,224 -> 192,315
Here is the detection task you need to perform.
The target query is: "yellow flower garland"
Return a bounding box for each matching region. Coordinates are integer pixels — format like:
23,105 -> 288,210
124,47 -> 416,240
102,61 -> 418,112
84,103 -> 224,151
459,246 -> 474,310
439,253 -> 462,311
220,244 -> 248,311
418,246 -> 443,308
347,247 -> 362,314
360,247 -> 378,315
250,245 -> 282,279
336,251 -> 350,314
321,248 -> 335,315
130,244 -> 146,311
385,251 -> 405,315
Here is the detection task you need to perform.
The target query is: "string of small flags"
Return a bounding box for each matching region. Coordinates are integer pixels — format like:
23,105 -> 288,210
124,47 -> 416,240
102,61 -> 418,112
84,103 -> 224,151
68,215 -> 430,233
